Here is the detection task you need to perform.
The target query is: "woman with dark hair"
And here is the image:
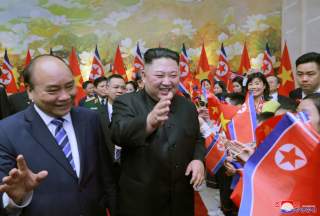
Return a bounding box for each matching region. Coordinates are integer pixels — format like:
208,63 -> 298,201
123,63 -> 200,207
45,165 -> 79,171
125,80 -> 138,93
245,72 -> 271,113
297,93 -> 320,133
232,76 -> 244,94
201,79 -> 212,92
214,80 -> 227,101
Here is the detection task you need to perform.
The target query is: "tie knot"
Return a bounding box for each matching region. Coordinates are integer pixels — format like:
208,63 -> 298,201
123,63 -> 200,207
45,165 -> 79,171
51,118 -> 64,127
101,98 -> 106,105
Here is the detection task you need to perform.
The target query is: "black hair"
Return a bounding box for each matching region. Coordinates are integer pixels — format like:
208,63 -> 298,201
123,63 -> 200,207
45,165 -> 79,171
200,79 -> 211,87
107,74 -> 125,83
257,112 -> 275,123
232,76 -> 244,93
126,80 -> 138,91
245,72 -> 270,100
23,54 -> 67,89
144,48 -> 179,65
304,93 -> 320,115
226,93 -> 245,105
296,52 -> 320,69
82,80 -> 93,89
93,76 -> 108,87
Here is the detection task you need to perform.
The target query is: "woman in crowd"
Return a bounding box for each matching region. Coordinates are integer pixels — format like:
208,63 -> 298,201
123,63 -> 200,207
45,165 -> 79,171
214,80 -> 227,101
245,72 -> 271,114
125,80 -> 138,93
231,76 -> 244,94
201,79 -> 212,92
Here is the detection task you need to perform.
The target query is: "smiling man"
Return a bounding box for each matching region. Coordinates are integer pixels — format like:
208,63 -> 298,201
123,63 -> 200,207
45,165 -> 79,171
111,48 -> 205,216
0,55 -> 116,216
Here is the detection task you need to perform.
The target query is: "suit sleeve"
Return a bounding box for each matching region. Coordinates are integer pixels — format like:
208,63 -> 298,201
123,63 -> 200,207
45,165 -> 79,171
0,124 -> 21,215
95,114 -> 117,216
191,105 -> 205,161
111,96 -> 149,148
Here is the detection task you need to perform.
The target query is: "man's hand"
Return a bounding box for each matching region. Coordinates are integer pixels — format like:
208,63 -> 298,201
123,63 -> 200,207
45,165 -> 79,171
185,160 -> 204,190
0,155 -> 48,204
146,92 -> 173,134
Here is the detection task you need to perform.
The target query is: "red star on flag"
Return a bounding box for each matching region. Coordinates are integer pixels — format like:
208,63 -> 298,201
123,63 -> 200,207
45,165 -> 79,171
279,147 -> 304,167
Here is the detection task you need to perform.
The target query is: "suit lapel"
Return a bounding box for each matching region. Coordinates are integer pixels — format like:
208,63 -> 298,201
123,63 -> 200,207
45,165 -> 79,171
70,108 -> 87,182
25,106 -> 78,180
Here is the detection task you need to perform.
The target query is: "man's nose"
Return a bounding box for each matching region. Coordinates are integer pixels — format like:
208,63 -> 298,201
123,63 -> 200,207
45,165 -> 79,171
162,76 -> 171,85
301,74 -> 309,82
59,90 -> 71,100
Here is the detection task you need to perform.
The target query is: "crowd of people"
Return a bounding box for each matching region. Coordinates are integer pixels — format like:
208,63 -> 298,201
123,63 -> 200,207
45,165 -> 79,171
0,48 -> 319,216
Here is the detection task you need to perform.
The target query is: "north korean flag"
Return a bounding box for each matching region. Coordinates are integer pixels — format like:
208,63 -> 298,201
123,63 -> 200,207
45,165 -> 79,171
205,133 -> 226,175
179,43 -> 191,82
239,112 -> 320,216
227,93 -> 257,143
89,45 -> 105,81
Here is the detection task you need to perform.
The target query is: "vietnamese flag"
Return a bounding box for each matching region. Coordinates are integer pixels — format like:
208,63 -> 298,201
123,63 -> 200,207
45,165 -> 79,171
68,47 -> 86,106
112,45 -> 127,81
278,42 -> 295,96
238,42 -> 251,75
239,112 -> 320,216
195,43 -> 210,81
25,49 -> 32,68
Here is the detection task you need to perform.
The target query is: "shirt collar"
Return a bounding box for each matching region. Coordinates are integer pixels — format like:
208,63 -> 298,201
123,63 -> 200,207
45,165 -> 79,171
33,104 -> 71,126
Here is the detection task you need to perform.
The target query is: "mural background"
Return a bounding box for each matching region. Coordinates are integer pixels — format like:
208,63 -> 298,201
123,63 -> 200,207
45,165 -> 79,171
0,0 -> 281,80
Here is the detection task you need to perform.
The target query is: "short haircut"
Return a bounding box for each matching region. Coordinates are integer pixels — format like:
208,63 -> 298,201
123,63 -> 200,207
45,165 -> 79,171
93,76 -> 108,87
266,75 -> 281,85
144,48 -> 179,65
107,74 -> 125,84
82,80 -> 93,89
295,52 -> 320,69
23,54 -> 67,89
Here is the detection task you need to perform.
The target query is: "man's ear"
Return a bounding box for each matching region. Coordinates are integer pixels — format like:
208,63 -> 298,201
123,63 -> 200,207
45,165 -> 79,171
26,84 -> 33,101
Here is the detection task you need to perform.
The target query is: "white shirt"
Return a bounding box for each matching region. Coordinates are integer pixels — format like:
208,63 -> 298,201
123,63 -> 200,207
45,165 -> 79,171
270,92 -> 278,101
107,101 -> 113,122
34,105 -> 80,177
2,105 -> 81,214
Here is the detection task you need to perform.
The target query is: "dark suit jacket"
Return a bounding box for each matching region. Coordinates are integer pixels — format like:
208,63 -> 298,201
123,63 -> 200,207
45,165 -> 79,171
111,90 -> 205,216
277,94 -> 297,109
0,106 -> 116,216
289,88 -> 302,101
0,88 -> 10,120
8,91 -> 31,114
82,98 -> 114,160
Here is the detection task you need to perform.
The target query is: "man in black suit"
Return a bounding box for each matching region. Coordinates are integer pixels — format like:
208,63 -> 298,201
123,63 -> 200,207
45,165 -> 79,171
0,85 -> 11,120
8,91 -> 31,114
289,52 -> 320,101
266,75 -> 296,107
111,48 -> 205,216
0,55 -> 116,215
